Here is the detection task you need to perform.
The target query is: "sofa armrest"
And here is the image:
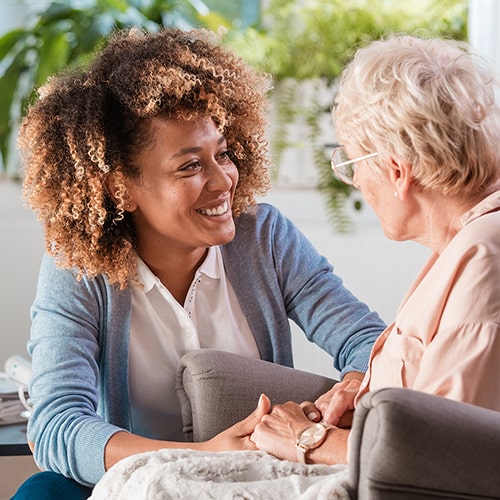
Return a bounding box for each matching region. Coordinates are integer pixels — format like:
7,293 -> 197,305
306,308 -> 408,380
175,349 -> 337,442
349,387 -> 500,500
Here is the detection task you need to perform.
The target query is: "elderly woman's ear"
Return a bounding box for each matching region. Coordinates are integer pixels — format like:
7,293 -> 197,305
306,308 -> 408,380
389,157 -> 412,201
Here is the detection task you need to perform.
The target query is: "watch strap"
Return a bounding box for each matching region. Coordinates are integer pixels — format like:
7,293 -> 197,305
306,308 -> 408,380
296,441 -> 309,464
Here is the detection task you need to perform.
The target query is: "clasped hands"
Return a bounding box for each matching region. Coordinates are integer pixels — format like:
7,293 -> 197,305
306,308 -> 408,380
206,373 -> 362,465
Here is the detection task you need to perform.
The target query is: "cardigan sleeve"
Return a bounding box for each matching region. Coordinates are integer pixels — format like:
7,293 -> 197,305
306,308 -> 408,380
223,203 -> 386,376
27,253 -> 130,486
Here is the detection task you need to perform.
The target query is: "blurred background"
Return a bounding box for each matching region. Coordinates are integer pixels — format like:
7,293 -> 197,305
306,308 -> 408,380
0,0 -> 497,379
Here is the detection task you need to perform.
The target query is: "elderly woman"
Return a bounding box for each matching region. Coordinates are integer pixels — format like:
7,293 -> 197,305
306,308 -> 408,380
251,34 -> 500,466
12,27 -> 385,498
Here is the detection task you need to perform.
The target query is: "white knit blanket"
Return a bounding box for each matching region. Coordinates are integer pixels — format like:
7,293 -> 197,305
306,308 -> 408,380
90,449 -> 351,500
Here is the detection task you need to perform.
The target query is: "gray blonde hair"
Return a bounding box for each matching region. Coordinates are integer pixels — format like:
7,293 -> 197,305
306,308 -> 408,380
333,35 -> 500,197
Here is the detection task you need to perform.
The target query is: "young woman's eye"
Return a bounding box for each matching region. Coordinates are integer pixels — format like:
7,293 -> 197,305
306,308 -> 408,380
181,160 -> 202,171
218,149 -> 233,162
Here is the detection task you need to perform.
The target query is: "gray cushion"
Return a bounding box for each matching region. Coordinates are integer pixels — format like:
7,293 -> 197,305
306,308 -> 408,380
175,349 -> 337,442
349,387 -> 500,500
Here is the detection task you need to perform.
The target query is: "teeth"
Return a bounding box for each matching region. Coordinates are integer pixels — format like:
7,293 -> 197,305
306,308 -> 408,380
200,201 -> 228,216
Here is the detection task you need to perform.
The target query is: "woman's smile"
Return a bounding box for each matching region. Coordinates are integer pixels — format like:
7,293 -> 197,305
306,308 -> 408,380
197,200 -> 230,217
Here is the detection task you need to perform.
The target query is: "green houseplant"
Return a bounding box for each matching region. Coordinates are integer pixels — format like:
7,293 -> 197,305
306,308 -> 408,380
225,0 -> 468,231
0,0 -> 232,175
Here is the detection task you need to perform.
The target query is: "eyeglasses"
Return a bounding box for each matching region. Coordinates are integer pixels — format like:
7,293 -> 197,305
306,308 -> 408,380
330,146 -> 378,185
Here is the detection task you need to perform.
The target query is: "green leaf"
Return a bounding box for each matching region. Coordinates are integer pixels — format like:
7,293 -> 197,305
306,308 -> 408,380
0,28 -> 29,61
198,11 -> 232,31
0,50 -> 31,168
34,30 -> 71,85
34,1 -> 79,25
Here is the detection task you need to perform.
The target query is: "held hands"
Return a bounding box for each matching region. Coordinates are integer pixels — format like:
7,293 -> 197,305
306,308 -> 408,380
246,373 -> 363,463
204,373 -> 363,461
250,396 -> 351,465
250,400 -> 315,462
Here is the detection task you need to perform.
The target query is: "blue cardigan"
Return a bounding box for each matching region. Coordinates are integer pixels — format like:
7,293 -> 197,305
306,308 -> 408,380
27,203 -> 385,486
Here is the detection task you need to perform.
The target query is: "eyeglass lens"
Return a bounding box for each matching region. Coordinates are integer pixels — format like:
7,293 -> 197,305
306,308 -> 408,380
333,148 -> 356,182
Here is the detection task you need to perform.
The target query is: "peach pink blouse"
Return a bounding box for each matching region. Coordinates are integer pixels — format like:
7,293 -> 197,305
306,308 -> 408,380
357,191 -> 500,411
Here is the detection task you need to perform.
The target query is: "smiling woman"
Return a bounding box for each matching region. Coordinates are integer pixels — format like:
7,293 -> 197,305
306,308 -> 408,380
123,117 -> 239,303
12,26 -> 385,499
20,26 -> 271,289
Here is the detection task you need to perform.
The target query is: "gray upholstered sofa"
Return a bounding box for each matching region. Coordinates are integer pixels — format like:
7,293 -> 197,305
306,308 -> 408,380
176,349 -> 500,500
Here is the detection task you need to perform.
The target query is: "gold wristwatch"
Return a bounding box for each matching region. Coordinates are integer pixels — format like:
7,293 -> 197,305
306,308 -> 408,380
295,422 -> 333,464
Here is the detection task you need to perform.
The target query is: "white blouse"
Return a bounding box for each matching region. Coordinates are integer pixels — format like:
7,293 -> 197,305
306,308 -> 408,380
128,246 -> 260,440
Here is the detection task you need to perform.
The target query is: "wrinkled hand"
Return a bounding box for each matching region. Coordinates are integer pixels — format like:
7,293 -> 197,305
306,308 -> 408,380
251,401 -> 313,462
313,372 -> 364,426
203,394 -> 271,452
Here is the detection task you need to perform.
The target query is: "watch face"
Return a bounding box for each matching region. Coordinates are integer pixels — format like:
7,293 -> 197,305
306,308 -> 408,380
298,423 -> 327,447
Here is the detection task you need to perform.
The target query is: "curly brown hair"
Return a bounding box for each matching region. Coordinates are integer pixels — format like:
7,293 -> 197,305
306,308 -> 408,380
19,27 -> 272,288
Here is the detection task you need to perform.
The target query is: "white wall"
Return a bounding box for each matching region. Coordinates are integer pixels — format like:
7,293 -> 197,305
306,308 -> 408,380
0,181 -> 44,368
0,1 -> 27,33
469,0 -> 500,66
